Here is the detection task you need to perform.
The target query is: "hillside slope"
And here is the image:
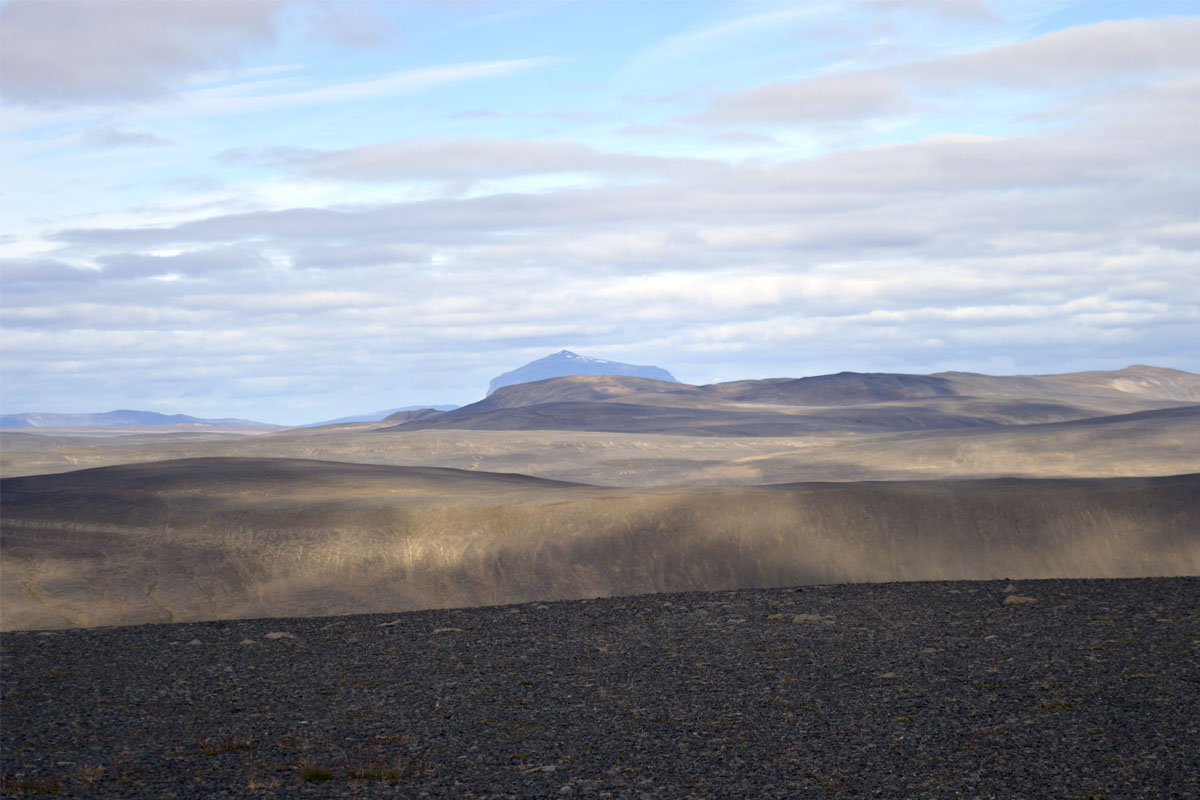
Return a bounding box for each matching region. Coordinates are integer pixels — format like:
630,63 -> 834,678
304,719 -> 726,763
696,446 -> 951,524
3,458 -> 1196,629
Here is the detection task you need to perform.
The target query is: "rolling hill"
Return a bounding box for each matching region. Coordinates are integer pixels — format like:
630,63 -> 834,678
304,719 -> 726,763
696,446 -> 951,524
382,365 -> 1200,436
3,365 -> 1196,631
3,457 -> 1196,630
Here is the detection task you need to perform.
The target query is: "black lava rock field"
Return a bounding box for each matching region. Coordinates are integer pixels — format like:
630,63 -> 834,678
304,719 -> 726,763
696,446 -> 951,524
3,578 -> 1197,798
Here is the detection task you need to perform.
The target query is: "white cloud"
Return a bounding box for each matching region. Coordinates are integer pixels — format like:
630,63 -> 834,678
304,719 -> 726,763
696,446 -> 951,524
3,4 -> 1198,421
910,16 -> 1200,88
863,0 -> 997,24
696,16 -> 1200,126
694,73 -> 913,125
228,138 -> 709,183
81,127 -> 173,149
302,3 -> 401,48
0,0 -> 287,105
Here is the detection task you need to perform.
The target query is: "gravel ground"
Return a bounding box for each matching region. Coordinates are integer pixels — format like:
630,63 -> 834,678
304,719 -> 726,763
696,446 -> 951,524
3,577 -> 1198,799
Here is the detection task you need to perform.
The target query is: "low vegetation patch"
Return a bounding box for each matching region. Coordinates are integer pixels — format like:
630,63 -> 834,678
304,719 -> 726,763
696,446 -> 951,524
194,735 -> 256,755
299,765 -> 334,782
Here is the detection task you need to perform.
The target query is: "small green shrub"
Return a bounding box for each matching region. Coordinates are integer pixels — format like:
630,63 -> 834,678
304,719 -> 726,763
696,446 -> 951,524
299,766 -> 334,782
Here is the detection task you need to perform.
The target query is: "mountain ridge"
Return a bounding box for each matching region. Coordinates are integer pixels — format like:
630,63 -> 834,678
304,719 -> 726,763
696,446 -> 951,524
0,409 -> 271,429
382,366 -> 1200,437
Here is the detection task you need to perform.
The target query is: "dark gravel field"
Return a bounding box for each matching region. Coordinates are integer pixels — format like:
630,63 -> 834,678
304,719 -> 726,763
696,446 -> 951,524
3,577 -> 1198,798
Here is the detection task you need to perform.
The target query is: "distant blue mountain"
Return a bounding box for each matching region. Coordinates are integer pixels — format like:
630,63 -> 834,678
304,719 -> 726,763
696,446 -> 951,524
301,405 -> 459,427
488,350 -> 677,395
0,410 -> 270,428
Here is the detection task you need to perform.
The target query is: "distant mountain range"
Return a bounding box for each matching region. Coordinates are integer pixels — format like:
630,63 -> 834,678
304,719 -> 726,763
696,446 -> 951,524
9,363 -> 1195,434
0,410 -> 270,429
381,365 -> 1200,437
487,350 -> 677,395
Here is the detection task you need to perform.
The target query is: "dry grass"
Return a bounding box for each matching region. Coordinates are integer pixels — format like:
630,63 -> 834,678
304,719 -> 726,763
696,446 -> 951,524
3,459 -> 1196,630
3,405 -> 1197,486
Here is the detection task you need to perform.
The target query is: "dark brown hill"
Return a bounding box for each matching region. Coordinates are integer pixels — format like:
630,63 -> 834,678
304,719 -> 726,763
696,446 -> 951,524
463,374 -> 690,412
380,400 -> 1009,436
706,372 -> 957,405
1041,364 -> 1200,401
379,367 -> 1200,437
379,407 -> 446,424
0,457 -> 579,500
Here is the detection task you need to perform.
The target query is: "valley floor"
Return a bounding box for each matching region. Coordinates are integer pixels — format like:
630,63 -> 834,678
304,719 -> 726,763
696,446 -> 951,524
3,577 -> 1197,798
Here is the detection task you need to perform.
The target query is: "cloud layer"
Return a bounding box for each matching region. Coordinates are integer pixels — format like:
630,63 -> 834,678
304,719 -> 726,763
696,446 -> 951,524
0,0 -> 286,104
2,1 -> 1198,423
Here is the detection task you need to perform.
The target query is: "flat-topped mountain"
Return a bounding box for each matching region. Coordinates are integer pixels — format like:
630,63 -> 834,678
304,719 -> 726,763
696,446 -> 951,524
0,409 -> 270,429
487,350 -> 677,395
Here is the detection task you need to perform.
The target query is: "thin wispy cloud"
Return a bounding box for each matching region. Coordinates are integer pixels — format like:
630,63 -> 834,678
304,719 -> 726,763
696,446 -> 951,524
180,58 -> 553,115
81,126 -> 173,149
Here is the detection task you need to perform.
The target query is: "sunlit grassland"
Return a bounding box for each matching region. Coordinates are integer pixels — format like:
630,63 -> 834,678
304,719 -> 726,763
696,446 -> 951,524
3,460 -> 1196,630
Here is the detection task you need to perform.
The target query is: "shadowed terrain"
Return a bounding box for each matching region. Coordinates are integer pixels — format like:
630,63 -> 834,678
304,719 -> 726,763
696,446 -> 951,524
3,404 -> 1198,486
2,366 -> 1197,631
3,458 -> 1196,630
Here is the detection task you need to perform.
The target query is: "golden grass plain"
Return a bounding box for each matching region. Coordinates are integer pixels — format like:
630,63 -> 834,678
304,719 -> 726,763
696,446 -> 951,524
3,458 -> 1197,630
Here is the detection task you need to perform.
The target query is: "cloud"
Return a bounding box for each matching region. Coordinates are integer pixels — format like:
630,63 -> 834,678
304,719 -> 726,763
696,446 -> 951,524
626,5 -> 823,73
693,73 -> 912,125
81,127 -> 173,148
55,73 -> 1198,262
304,4 -> 401,48
0,258 -> 99,284
863,0 -> 997,24
180,58 -> 551,114
908,16 -> 1200,89
226,138 -> 711,183
695,16 -> 1200,126
0,0 -> 286,105
5,9 -> 1198,421
96,245 -> 270,280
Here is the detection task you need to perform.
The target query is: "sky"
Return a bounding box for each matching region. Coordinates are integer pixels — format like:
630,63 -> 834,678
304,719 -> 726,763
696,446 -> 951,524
2,0 -> 1198,425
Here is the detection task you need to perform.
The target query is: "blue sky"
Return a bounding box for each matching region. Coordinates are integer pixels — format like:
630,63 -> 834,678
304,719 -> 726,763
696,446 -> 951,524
2,0 -> 1198,424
